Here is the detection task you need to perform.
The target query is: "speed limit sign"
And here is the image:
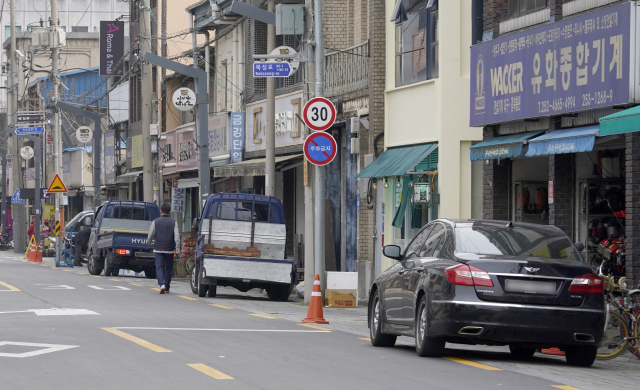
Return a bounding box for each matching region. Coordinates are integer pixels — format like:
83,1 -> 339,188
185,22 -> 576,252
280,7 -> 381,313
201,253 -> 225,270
302,97 -> 336,132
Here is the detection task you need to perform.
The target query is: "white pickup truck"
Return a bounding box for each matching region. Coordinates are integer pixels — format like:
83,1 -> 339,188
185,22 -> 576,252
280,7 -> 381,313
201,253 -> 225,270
191,193 -> 296,301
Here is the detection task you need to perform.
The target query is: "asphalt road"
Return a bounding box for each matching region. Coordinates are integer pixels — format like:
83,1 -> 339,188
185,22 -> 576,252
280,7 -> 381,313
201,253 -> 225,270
1,252 -> 638,390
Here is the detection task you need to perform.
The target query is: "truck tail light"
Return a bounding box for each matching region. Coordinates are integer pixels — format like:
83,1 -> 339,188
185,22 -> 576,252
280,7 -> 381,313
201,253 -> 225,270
568,273 -> 603,294
445,264 -> 494,287
115,249 -> 131,256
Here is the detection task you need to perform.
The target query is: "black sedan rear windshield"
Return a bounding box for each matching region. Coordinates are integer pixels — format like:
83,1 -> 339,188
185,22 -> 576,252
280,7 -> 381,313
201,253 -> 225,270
455,223 -> 582,261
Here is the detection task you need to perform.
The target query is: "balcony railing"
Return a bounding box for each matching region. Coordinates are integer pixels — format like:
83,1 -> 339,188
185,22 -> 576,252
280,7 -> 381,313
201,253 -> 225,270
324,40 -> 369,98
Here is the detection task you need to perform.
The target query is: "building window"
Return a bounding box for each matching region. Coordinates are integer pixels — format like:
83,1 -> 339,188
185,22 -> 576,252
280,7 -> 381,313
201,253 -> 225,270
508,0 -> 548,18
4,26 -> 21,39
72,26 -> 89,33
394,1 -> 438,88
221,61 -> 228,111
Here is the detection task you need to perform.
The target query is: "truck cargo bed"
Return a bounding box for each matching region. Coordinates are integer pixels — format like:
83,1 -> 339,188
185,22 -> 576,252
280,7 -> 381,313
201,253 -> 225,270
203,255 -> 295,284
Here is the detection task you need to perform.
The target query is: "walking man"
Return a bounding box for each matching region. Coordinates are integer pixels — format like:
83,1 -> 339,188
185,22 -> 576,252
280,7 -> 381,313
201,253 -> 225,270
147,204 -> 180,294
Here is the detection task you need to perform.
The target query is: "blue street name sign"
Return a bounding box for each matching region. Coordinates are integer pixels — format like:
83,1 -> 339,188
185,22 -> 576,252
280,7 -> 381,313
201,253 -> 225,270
15,126 -> 45,135
253,61 -> 292,78
11,189 -> 24,204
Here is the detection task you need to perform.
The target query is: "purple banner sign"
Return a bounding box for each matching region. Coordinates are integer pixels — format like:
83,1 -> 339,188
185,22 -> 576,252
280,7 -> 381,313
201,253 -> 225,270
470,3 -> 632,127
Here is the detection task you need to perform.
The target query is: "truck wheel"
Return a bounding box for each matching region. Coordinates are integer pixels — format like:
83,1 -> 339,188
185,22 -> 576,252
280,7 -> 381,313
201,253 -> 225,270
207,285 -> 217,298
197,266 -> 208,297
190,265 -> 199,294
87,253 -> 103,276
144,268 -> 156,279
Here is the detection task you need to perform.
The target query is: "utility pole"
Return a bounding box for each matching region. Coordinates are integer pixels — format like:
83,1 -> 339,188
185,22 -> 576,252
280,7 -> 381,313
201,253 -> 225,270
265,0 -> 276,197
141,0 -> 154,203
303,0 -> 315,303
51,0 -> 63,234
313,0 -> 326,292
10,0 -> 26,253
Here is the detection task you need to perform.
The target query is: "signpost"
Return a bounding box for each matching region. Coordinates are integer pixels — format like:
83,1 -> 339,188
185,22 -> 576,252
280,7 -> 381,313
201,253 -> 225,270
11,189 -> 24,204
75,126 -> 93,143
16,112 -> 46,124
15,126 -> 45,136
253,46 -> 300,78
304,132 -> 337,166
20,146 -> 34,160
172,87 -> 196,112
302,97 -> 336,132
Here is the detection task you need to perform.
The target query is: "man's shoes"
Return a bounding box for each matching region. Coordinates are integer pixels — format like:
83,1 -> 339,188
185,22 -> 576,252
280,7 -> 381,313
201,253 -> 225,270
165,290 -> 170,294
160,285 -> 165,294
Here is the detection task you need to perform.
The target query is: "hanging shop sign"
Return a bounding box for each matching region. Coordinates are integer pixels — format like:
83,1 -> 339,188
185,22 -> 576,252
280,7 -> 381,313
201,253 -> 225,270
76,126 -> 93,143
230,112 -> 245,164
470,2 -> 635,127
20,146 -> 34,160
104,131 -> 116,185
172,87 -> 196,111
99,21 -> 125,76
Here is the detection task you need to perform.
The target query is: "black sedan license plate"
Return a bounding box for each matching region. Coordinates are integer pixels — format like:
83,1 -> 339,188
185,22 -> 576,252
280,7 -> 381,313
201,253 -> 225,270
505,279 -> 556,295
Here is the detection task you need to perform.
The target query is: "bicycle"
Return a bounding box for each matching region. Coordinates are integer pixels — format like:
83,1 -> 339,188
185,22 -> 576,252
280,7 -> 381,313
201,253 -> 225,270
595,277 -> 640,360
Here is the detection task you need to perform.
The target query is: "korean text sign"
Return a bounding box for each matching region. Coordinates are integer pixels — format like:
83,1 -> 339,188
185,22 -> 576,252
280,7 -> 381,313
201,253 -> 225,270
231,112 -> 245,164
470,3 -> 632,127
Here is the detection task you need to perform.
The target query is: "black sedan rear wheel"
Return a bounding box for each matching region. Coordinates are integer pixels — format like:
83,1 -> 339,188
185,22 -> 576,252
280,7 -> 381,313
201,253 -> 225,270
415,296 -> 445,357
509,345 -> 536,357
369,291 -> 396,347
565,345 -> 597,367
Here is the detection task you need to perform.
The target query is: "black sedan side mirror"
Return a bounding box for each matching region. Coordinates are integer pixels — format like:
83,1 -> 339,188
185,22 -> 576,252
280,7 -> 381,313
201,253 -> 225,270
383,245 -> 402,260
84,216 -> 93,226
575,242 -> 585,252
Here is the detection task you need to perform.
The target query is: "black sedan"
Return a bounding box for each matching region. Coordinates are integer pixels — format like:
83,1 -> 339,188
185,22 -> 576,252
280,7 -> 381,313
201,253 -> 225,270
368,219 -> 606,367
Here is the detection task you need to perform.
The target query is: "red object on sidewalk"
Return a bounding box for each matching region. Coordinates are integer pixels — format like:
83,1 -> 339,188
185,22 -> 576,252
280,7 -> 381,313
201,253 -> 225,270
302,274 -> 329,324
540,347 -> 565,356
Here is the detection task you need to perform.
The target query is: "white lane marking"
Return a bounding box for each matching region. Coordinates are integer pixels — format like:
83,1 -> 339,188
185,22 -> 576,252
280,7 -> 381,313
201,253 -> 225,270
113,327 -> 331,332
0,310 -> 32,315
87,285 -> 131,291
34,284 -> 76,290
31,309 -> 99,316
0,342 -> 78,358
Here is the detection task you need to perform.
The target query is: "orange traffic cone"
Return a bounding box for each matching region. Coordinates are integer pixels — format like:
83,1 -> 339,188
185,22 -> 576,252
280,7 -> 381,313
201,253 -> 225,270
302,274 -> 329,324
34,239 -> 44,264
26,236 -> 38,262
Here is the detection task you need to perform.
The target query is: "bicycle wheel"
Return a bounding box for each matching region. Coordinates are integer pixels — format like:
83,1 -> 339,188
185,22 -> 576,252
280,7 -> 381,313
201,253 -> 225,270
629,311 -> 640,359
597,311 -> 630,360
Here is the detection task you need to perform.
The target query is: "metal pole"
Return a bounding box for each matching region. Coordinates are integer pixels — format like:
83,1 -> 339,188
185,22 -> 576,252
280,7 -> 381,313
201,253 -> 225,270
141,0 -> 153,202
51,0 -> 62,238
10,0 -> 25,253
1,145 -> 6,232
313,0 -> 325,290
303,0 -> 315,304
265,0 -> 276,197
23,135 -> 40,241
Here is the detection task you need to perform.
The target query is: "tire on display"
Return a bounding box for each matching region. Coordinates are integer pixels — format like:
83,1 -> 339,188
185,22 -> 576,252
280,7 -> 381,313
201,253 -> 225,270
566,345 -> 597,367
415,295 -> 445,357
369,290 -> 396,347
596,311 -> 630,360
509,345 -> 536,358
207,284 -> 217,298
87,253 -> 103,275
197,266 -> 208,297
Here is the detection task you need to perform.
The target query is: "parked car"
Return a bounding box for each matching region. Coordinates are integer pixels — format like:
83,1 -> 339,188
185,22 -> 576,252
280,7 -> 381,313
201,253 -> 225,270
368,219 -> 606,367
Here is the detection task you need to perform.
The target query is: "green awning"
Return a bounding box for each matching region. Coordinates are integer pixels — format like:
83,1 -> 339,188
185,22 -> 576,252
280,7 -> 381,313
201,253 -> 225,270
356,142 -> 438,179
470,131 -> 545,161
600,106 -> 640,136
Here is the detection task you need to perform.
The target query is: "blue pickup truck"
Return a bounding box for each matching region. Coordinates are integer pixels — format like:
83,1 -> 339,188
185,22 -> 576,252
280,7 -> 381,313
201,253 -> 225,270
192,193 -> 296,301
86,200 -> 160,277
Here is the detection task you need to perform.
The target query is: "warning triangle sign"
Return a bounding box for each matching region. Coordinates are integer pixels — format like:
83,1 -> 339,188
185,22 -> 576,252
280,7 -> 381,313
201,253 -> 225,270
47,174 -> 68,193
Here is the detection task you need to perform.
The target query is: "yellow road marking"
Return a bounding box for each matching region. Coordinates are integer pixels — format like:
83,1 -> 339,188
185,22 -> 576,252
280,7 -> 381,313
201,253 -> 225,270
151,288 -> 161,292
187,364 -> 233,380
64,269 -> 73,272
249,314 -> 277,319
76,272 -> 85,275
50,267 -> 57,269
178,295 -> 198,301
298,324 -> 333,331
102,328 -> 171,353
91,275 -> 101,278
0,281 -> 21,291
40,264 -> 48,266
129,283 -> 144,287
443,357 -> 502,371
109,279 -> 121,282
359,337 -> 371,341
552,386 -> 584,390
210,304 -> 234,309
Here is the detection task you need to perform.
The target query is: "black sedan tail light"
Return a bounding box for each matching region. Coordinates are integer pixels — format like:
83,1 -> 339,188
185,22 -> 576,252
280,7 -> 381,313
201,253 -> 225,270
445,264 -> 494,287
568,273 -> 603,294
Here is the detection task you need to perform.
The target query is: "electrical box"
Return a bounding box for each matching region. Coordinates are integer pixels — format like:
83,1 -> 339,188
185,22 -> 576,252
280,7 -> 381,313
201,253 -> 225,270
275,4 -> 305,35
350,116 -> 359,133
30,28 -> 50,48
414,183 -> 431,204
350,137 -> 359,154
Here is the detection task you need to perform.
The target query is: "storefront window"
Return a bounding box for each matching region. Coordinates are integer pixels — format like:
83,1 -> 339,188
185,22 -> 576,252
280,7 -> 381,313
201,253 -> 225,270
507,0 -> 547,19
395,1 -> 439,87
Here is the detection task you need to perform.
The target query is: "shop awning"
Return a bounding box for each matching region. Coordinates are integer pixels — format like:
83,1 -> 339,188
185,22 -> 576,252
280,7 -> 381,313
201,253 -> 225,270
177,178 -> 199,188
525,126 -> 599,157
599,106 -> 640,136
116,171 -> 142,184
356,142 -> 438,179
213,154 -> 303,177
469,131 -> 545,161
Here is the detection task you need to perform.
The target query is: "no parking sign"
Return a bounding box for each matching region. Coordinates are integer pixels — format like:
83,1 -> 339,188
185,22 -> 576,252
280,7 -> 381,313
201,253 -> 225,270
304,132 -> 337,166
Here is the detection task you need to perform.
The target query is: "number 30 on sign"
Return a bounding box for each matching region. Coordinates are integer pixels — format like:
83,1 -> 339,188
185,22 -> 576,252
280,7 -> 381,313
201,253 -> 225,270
302,97 -> 336,132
